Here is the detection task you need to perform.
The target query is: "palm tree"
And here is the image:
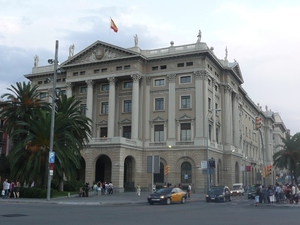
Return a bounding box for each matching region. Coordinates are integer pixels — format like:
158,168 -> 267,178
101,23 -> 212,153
273,132 -> 300,185
1,82 -> 91,189
0,81 -> 47,135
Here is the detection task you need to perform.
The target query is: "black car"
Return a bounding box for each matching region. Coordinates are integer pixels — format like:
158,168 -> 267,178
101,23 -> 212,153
147,187 -> 187,205
206,186 -> 232,202
248,186 -> 256,199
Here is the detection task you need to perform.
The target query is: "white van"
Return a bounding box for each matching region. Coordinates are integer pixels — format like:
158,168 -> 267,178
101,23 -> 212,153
230,183 -> 244,196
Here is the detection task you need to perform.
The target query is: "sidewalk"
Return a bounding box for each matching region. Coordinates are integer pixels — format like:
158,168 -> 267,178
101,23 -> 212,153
0,191 -> 205,205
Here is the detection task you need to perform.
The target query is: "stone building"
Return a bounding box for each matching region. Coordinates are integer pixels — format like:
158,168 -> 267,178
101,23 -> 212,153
24,33 -> 284,193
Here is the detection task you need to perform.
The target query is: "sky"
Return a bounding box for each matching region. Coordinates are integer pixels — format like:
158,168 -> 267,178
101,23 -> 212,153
0,0 -> 299,134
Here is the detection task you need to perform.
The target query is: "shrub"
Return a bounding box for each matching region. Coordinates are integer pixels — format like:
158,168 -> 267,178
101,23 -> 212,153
21,187 -> 53,198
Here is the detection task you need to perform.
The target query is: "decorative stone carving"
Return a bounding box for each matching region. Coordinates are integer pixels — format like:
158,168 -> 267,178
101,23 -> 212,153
85,80 -> 94,87
167,74 -> 177,82
107,77 -> 116,84
194,69 -> 209,80
131,74 -> 142,82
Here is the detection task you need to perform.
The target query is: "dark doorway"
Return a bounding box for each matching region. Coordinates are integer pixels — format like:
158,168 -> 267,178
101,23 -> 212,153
95,155 -> 112,183
124,156 -> 135,191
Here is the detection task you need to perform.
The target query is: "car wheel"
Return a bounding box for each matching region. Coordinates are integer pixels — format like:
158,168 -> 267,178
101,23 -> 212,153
181,197 -> 186,204
166,198 -> 171,205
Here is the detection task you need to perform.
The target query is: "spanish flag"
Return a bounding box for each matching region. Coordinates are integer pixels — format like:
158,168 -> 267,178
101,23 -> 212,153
110,19 -> 118,33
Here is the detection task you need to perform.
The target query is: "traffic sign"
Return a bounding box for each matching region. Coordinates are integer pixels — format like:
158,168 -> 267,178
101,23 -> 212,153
49,152 -> 55,163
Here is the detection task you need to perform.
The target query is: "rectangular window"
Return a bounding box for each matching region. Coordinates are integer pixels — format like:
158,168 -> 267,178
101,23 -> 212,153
80,71 -> 85,75
180,76 -> 191,83
94,69 -> 100,73
154,79 -> 165,87
60,90 -> 66,96
186,62 -> 193,66
100,127 -> 107,138
124,81 -> 133,89
57,79 -> 61,83
101,68 -> 107,72
80,86 -> 87,93
73,72 -> 78,76
208,79 -> 211,86
40,92 -> 47,99
124,100 -> 132,112
123,126 -> 131,139
152,66 -> 158,71
160,65 -> 167,70
101,102 -> 109,114
177,63 -> 184,67
181,96 -> 190,108
181,123 -> 191,141
155,98 -> 164,111
208,98 -> 211,110
116,66 -> 122,71
80,104 -> 86,115
38,81 -> 42,85
101,84 -> 109,91
215,85 -> 218,92
216,128 -> 219,143
124,65 -> 130,70
209,124 -> 212,140
154,125 -> 164,142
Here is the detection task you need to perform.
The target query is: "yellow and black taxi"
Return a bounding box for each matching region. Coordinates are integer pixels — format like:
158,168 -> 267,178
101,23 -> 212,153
147,187 -> 187,205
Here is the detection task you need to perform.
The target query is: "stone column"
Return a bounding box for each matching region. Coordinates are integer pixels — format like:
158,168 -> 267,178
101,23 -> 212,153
194,70 -> 208,145
167,74 -> 176,146
85,80 -> 94,121
107,77 -> 116,138
233,92 -> 240,148
212,79 -> 216,142
144,77 -> 151,143
224,85 -> 232,147
66,82 -> 73,97
131,74 -> 142,140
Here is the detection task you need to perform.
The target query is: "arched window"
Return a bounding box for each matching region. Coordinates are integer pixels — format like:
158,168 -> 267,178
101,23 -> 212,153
181,162 -> 192,183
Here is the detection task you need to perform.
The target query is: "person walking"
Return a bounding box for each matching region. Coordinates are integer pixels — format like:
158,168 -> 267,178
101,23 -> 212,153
136,183 -> 141,196
254,184 -> 261,207
15,181 -> 20,198
187,184 -> 192,198
268,185 -> 275,204
2,179 -> 9,199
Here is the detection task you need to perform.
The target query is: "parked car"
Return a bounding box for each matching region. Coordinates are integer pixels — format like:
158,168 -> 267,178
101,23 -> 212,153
248,186 -> 256,199
147,187 -> 187,205
230,183 -> 245,196
206,186 -> 232,202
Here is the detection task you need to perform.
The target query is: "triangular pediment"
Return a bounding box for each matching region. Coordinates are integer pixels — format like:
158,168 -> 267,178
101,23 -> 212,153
61,40 -> 140,67
229,62 -> 244,84
177,114 -> 194,121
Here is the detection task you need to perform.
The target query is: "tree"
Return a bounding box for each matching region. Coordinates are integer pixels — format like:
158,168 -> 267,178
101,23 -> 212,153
1,82 -> 91,189
273,132 -> 300,185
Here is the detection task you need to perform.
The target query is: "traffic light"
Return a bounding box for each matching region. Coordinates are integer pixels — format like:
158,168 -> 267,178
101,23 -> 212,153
209,159 -> 215,168
255,117 -> 262,130
267,165 -> 272,176
164,165 -> 170,176
261,167 -> 266,178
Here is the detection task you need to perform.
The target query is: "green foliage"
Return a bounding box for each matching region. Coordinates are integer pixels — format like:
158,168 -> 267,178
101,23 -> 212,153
63,180 -> 85,192
0,82 -> 91,189
21,187 -> 53,198
273,132 -> 300,185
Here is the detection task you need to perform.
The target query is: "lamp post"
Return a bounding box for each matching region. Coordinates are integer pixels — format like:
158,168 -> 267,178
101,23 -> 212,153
206,108 -> 221,193
46,40 -> 59,201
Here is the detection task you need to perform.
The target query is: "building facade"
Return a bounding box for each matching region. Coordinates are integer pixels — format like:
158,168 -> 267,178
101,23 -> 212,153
24,34 -> 283,193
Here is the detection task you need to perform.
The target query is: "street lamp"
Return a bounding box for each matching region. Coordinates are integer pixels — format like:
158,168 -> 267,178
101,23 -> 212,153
46,40 -> 59,201
206,108 -> 221,193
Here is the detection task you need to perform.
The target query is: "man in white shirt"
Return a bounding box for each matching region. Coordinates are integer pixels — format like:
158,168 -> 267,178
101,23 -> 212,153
2,179 -> 9,199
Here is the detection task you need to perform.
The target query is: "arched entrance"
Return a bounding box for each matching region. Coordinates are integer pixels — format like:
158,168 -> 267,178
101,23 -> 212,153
124,156 -> 135,191
95,155 -> 112,183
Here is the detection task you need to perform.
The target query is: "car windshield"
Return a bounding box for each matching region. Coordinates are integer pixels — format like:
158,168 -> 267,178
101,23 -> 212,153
156,188 -> 172,194
232,186 -> 241,190
250,187 -> 255,192
209,188 -> 223,194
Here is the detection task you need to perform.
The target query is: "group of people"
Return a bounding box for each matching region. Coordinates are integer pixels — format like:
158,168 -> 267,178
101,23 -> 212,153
2,179 -> 20,199
254,182 -> 300,206
79,181 -> 114,197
